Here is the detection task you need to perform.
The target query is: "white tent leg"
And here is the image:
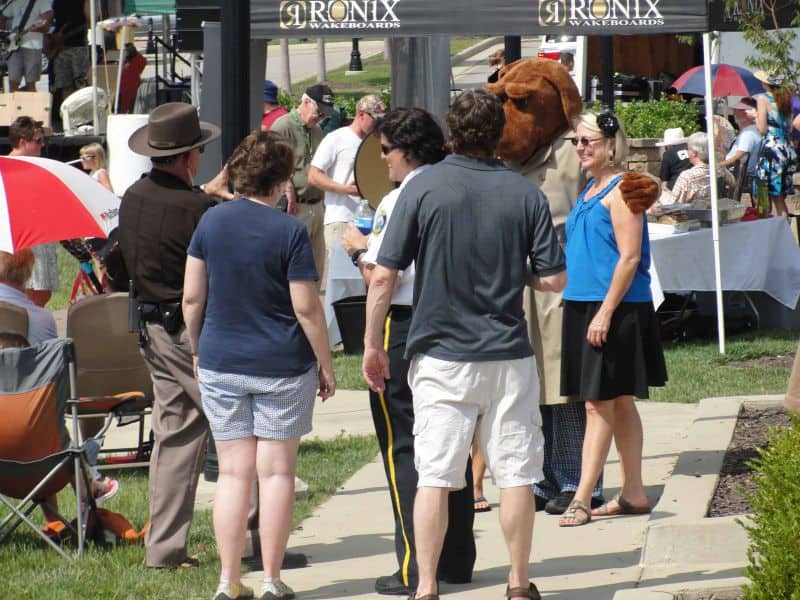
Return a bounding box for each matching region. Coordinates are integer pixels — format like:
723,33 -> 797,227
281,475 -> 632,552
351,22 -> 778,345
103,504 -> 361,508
703,32 -> 726,354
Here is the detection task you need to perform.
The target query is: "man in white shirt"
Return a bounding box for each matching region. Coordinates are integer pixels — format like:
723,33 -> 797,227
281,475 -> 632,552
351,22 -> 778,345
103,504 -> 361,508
721,97 -> 761,176
0,0 -> 53,92
308,93 -> 386,282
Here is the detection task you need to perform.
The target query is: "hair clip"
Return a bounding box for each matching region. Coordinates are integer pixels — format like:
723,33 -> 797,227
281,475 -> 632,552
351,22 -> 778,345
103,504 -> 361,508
597,112 -> 619,138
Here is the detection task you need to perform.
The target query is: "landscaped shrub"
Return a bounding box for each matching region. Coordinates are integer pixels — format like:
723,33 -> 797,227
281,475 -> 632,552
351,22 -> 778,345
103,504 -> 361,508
616,98 -> 701,139
742,412 -> 800,599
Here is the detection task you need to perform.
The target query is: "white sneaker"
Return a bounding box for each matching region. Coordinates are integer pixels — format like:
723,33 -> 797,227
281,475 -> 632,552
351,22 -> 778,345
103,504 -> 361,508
259,580 -> 295,600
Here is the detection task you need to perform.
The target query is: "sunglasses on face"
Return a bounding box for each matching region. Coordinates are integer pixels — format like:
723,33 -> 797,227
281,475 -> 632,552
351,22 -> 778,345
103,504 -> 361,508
80,154 -> 95,160
380,144 -> 395,155
570,136 -> 605,147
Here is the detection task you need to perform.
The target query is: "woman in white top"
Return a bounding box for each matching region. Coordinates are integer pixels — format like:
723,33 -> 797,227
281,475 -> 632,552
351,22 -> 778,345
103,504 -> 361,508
341,108 -> 477,595
80,142 -> 113,193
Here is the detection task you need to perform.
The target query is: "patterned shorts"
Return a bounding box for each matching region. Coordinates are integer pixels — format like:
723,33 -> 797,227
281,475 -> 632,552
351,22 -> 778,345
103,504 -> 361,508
198,366 -> 317,441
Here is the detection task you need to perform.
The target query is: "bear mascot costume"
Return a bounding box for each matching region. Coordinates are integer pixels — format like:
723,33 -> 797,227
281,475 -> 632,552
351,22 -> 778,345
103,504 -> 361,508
486,58 -> 604,513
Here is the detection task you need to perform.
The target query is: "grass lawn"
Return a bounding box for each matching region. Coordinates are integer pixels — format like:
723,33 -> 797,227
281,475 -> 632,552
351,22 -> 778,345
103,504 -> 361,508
0,435 -> 378,600
334,328 -> 800,403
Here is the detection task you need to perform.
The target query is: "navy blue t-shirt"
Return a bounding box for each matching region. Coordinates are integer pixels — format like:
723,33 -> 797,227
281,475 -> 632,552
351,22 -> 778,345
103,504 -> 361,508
187,198 -> 318,377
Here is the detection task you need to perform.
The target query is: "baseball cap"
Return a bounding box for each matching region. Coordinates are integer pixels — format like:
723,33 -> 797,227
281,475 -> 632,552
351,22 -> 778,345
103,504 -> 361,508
305,84 -> 335,117
263,80 -> 278,103
731,97 -> 756,110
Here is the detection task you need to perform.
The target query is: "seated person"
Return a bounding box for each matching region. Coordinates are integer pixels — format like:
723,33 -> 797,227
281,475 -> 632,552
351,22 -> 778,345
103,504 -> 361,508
658,127 -> 691,193
0,251 -> 118,522
671,132 -> 736,204
0,249 -> 56,346
719,97 -> 761,179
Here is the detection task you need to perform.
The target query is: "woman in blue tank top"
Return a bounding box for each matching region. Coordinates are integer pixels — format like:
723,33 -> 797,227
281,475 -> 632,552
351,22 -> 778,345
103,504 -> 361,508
558,112 -> 667,528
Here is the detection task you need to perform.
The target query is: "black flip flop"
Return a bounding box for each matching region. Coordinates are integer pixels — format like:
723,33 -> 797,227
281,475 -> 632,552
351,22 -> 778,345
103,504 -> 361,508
474,495 -> 492,513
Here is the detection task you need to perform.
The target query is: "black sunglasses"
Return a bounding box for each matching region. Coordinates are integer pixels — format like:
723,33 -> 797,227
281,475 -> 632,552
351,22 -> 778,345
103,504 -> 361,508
380,144 -> 395,155
570,136 -> 605,147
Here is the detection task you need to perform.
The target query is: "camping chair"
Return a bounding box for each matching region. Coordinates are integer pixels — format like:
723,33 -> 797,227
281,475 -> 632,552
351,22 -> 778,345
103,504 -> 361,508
66,293 -> 154,465
728,152 -> 750,203
0,301 -> 28,338
0,338 -> 99,558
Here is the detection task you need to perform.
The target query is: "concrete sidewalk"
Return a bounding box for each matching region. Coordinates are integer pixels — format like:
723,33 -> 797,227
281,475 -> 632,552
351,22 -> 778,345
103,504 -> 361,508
229,393 -> 699,599
97,380 -> 758,598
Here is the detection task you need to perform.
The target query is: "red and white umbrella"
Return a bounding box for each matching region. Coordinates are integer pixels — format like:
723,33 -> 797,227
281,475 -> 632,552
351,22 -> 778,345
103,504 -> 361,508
0,156 -> 120,253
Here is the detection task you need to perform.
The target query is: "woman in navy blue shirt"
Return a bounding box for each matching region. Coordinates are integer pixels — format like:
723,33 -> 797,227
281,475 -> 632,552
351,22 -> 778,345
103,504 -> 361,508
183,131 -> 335,600
558,112 -> 667,528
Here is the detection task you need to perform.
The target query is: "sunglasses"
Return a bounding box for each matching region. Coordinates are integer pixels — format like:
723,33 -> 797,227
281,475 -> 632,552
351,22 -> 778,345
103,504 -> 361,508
80,154 -> 95,160
380,144 -> 396,155
570,136 -> 605,147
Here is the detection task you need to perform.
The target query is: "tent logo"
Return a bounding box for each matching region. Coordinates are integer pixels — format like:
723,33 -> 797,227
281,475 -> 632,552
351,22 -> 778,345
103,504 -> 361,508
280,1 -> 307,29
539,0 -> 567,26
280,0 -> 401,30
540,0 -> 665,26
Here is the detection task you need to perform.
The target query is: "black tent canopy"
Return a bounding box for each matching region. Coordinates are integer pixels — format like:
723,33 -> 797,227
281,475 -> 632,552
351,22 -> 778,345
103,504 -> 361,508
250,0 -> 708,38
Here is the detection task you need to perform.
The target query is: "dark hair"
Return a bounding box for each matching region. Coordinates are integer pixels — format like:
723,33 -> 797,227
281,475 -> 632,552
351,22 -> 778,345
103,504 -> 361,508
559,51 -> 574,66
446,89 -> 505,158
0,332 -> 29,349
9,116 -> 42,148
377,108 -> 446,166
227,130 -> 295,198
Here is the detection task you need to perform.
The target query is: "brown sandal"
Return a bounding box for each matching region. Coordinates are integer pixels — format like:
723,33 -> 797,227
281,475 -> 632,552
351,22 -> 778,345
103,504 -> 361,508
558,499 -> 591,527
505,582 -> 542,599
592,493 -> 651,517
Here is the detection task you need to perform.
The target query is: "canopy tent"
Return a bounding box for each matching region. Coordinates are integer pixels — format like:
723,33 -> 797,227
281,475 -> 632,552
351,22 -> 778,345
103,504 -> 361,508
251,0 -> 707,37
242,0 -> 796,353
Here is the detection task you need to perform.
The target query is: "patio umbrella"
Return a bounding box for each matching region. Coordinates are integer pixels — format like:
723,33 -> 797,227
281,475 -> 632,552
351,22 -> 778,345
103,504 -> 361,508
673,64 -> 764,97
0,156 -> 120,253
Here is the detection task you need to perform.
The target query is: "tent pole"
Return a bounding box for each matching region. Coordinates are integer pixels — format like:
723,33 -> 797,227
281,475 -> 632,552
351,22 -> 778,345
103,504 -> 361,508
703,32 -> 725,354
90,0 -> 98,132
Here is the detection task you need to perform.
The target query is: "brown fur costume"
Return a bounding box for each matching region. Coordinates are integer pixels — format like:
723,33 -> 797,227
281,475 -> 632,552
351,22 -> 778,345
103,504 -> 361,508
486,58 -> 583,406
486,58 -> 583,164
620,171 -> 659,213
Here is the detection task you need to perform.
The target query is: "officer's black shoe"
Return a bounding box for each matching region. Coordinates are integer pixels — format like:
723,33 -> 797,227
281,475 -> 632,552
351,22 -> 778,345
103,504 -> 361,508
375,573 -> 411,595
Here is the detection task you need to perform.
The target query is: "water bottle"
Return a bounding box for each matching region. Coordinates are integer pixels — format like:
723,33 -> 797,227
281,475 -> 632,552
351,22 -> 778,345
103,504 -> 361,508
756,179 -> 770,218
353,199 -> 374,235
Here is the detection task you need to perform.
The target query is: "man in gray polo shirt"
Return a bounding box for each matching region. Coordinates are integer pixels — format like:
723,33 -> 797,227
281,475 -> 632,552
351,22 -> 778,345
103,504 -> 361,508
363,90 -> 566,600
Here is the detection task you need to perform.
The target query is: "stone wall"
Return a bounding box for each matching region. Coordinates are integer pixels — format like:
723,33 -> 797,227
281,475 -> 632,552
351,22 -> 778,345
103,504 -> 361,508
625,138 -> 661,180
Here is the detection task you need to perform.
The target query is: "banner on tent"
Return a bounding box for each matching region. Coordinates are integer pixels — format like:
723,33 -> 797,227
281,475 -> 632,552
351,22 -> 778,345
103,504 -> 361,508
251,0 -> 708,37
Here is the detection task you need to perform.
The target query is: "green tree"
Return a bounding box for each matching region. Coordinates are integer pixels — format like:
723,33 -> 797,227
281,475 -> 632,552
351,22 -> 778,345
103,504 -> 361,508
721,0 -> 800,90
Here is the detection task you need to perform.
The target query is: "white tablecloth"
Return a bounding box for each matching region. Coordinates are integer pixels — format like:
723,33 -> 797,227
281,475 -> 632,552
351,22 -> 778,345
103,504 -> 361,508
324,245 -> 366,346
649,218 -> 800,310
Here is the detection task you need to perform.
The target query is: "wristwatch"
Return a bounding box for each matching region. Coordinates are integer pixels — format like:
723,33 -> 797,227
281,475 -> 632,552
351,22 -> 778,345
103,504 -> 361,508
350,248 -> 367,266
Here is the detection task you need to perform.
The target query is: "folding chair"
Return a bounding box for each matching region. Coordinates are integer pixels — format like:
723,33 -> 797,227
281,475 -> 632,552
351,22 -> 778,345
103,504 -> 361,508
66,293 -> 154,465
0,301 -> 28,338
0,338 -> 98,558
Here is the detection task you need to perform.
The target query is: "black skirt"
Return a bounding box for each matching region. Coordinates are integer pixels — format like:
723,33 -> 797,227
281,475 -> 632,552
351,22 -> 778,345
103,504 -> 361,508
560,301 -> 668,401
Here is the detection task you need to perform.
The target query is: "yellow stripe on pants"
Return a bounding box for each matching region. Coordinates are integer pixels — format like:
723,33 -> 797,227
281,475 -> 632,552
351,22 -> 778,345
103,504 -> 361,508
378,312 -> 413,585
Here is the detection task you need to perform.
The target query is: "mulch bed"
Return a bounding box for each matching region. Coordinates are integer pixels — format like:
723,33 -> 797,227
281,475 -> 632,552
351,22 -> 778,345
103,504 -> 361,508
707,404 -> 791,517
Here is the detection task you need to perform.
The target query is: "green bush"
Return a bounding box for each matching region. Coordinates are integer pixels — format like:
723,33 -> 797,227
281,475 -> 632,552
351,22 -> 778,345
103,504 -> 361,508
616,99 -> 701,139
741,413 -> 800,599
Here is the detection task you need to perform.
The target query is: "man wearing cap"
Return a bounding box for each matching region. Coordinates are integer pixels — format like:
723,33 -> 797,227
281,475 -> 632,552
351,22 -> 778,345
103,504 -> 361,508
260,80 -> 288,132
271,84 -> 335,276
658,127 -> 692,193
8,116 -> 58,307
118,102 -> 223,568
720,97 -> 760,177
309,93 -> 386,281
